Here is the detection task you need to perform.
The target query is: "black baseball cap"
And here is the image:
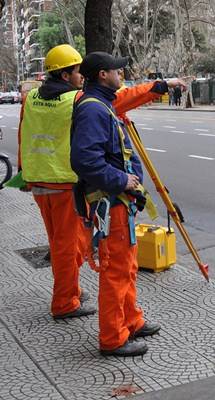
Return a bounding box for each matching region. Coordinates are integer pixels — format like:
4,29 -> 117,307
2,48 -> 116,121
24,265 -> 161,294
80,51 -> 129,79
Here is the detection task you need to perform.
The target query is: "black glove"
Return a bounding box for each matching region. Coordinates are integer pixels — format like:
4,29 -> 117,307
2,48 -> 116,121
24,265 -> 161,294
73,180 -> 88,218
126,190 -> 146,212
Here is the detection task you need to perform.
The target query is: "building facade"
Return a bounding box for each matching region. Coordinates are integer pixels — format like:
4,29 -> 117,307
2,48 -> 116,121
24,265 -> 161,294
17,0 -> 53,80
1,0 -> 53,82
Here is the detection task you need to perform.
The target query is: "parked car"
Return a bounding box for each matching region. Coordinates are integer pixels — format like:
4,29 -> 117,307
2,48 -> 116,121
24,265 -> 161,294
0,92 -> 6,104
0,91 -> 21,104
20,80 -> 42,102
10,91 -> 21,103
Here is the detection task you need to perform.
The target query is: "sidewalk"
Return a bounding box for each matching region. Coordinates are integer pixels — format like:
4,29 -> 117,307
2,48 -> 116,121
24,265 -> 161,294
142,103 -> 215,112
0,188 -> 215,400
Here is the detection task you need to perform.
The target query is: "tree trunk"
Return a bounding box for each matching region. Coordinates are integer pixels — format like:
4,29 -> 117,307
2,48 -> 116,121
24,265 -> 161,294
172,0 -> 185,74
0,0 -> 5,18
85,0 -> 113,54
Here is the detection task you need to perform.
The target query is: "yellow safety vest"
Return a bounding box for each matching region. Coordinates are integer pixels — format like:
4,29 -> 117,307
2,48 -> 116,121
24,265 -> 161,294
21,88 -> 78,183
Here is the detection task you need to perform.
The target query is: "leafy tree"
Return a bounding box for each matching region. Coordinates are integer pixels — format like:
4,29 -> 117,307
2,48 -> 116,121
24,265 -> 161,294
74,35 -> 85,56
36,12 -> 65,55
36,12 -> 85,56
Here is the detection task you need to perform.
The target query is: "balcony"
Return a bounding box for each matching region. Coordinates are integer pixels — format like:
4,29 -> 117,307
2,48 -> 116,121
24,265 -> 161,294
29,0 -> 40,5
29,13 -> 40,20
29,46 -> 41,59
30,58 -> 45,77
29,32 -> 38,46
29,20 -> 39,30
24,5 -> 40,18
29,28 -> 38,37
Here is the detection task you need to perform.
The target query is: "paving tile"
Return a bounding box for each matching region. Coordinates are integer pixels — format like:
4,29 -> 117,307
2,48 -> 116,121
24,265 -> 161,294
0,188 -> 215,399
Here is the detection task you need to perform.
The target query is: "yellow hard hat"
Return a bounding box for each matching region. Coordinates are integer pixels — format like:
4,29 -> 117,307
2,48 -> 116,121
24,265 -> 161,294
45,44 -> 83,72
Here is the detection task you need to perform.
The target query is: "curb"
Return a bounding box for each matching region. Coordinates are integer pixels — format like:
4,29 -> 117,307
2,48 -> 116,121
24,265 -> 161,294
141,106 -> 215,112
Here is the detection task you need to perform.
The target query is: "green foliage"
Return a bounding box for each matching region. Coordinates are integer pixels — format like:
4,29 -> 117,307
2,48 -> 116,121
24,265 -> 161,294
36,11 -> 85,56
74,35 -> 85,57
36,12 -> 66,55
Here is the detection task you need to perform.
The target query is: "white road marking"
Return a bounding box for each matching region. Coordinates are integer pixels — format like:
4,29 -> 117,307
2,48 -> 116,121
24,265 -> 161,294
0,116 -> 3,119
140,117 -> 153,120
12,127 -> 18,130
0,125 -> 6,128
198,133 -> 215,137
141,127 -> 154,130
189,155 -> 214,161
146,147 -> 166,153
171,130 -> 185,133
165,119 -> 176,122
135,123 -> 148,126
163,125 -> 176,129
194,128 -> 209,132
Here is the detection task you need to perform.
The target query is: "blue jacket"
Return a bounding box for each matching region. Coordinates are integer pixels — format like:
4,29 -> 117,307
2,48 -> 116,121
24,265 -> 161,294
71,84 -> 143,195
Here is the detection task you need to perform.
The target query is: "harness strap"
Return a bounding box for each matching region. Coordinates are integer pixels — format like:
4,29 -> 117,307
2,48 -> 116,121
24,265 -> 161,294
76,97 -> 158,219
78,97 -> 133,165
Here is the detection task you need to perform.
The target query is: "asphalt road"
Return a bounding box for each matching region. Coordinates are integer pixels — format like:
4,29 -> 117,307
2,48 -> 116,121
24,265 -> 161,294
0,104 -> 214,275
0,103 -> 20,165
128,108 -> 215,234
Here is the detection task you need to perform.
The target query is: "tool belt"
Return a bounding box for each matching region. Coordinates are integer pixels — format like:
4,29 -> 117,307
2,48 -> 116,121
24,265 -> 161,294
73,182 -> 145,246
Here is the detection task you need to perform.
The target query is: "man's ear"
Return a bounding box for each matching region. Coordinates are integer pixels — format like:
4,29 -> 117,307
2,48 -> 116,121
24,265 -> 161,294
61,71 -> 69,81
98,70 -> 107,80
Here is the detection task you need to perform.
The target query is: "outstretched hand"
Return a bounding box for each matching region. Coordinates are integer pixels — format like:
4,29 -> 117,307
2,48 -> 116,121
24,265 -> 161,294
166,78 -> 188,92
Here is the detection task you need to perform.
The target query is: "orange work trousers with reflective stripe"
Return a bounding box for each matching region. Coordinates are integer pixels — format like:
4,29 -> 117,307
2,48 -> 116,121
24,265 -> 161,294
98,204 -> 145,350
33,190 -> 86,316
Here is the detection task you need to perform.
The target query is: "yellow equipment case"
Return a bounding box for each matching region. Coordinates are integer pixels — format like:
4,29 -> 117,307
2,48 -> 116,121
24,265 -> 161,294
135,224 -> 177,272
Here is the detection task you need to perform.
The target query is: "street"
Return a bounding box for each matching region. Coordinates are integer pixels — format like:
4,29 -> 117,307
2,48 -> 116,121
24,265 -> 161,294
1,104 -> 215,274
0,103 -> 20,164
128,108 -> 215,234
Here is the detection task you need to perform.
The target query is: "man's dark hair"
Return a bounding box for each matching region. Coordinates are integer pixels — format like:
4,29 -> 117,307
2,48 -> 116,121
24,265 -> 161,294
49,65 -> 75,79
85,69 -> 111,84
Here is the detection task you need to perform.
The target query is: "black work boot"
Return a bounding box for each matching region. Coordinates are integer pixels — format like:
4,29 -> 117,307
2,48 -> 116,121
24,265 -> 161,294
53,305 -> 96,320
100,339 -> 148,357
133,321 -> 161,338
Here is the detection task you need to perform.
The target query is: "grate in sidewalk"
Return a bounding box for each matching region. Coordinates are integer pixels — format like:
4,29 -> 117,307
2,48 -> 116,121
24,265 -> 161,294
16,245 -> 50,269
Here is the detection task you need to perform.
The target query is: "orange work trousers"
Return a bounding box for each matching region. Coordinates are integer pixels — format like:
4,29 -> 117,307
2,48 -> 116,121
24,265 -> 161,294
34,190 -> 86,316
98,204 -> 145,350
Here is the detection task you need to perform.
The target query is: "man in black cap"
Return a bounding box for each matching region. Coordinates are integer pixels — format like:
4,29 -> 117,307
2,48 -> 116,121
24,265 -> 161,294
71,52 -> 163,357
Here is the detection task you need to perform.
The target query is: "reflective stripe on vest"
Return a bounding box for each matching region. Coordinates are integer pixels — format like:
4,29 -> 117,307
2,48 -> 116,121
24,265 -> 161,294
21,88 -> 78,183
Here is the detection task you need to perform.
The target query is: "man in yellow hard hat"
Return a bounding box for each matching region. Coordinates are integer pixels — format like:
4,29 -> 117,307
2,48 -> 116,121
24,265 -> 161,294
19,44 -> 97,319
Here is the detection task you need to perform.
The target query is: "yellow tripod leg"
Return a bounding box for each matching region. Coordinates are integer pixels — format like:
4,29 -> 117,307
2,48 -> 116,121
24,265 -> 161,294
127,122 -> 209,281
